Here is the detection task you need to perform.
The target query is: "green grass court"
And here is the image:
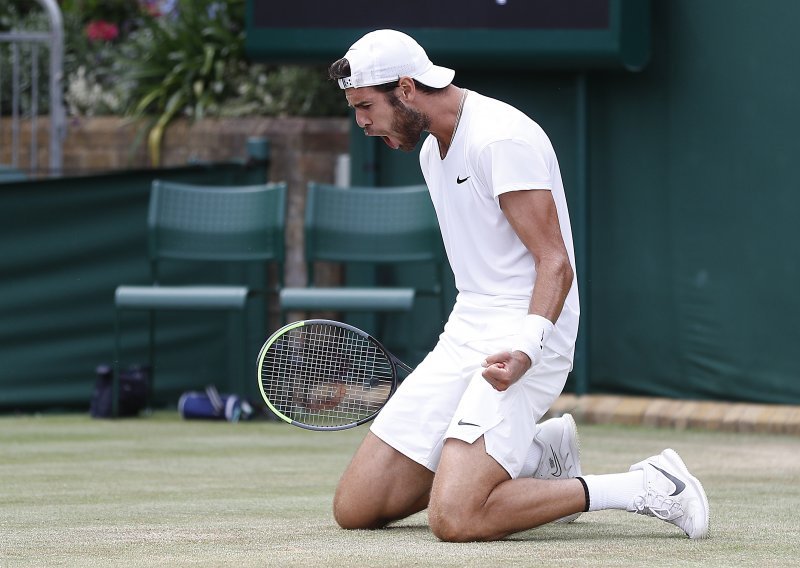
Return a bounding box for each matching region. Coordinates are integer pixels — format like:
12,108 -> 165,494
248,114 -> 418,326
2,413 -> 798,567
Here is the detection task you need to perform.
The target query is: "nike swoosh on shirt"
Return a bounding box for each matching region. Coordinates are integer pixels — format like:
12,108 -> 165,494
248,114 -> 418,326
457,419 -> 481,427
456,176 -> 470,184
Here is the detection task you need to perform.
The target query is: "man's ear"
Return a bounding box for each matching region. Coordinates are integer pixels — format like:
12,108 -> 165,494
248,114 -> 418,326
397,76 -> 416,101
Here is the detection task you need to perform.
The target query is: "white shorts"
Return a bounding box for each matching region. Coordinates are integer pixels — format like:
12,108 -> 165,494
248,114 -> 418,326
371,295 -> 572,478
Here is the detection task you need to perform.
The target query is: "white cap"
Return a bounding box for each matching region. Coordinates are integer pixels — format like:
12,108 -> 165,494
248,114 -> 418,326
337,29 -> 455,90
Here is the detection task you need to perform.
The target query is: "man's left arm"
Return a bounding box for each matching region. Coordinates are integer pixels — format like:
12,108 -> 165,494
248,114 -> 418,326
481,189 -> 574,390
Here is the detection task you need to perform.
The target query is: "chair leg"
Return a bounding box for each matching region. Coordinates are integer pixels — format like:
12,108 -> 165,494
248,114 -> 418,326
408,307 -> 415,364
147,309 -> 155,410
241,307 -> 249,397
113,309 -> 122,418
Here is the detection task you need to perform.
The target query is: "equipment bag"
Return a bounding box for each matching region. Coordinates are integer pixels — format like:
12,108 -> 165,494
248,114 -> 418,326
178,385 -> 252,423
90,364 -> 149,418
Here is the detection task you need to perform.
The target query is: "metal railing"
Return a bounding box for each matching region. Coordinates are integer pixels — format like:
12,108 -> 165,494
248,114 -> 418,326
0,0 -> 66,176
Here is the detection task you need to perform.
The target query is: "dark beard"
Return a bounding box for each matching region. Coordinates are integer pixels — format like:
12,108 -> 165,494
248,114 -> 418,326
387,91 -> 431,152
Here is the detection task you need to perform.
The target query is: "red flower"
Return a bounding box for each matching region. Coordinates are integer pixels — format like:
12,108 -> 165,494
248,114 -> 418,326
85,20 -> 119,42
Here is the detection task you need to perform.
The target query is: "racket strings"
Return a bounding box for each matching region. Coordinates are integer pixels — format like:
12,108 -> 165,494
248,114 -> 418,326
261,323 -> 394,427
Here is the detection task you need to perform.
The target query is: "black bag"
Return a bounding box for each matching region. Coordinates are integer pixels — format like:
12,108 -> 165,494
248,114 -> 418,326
90,364 -> 149,418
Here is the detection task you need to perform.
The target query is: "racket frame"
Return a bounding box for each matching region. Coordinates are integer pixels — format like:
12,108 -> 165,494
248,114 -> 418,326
256,319 -> 411,430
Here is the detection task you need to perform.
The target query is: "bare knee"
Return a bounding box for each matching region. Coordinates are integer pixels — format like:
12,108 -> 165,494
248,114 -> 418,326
428,494 -> 487,542
332,431 -> 434,530
429,512 -> 476,542
332,482 -> 387,530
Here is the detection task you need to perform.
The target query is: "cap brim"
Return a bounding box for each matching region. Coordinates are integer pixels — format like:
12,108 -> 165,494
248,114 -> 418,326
414,64 -> 455,89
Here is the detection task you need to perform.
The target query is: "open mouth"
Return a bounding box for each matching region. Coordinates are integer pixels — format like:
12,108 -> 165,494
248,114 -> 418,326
363,128 -> 401,150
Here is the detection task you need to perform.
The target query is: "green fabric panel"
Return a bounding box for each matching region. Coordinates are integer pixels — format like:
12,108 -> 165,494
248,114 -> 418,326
0,164 -> 268,412
589,0 -> 800,403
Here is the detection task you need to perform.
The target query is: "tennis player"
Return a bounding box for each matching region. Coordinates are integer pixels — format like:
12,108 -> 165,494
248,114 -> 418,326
328,29 -> 709,541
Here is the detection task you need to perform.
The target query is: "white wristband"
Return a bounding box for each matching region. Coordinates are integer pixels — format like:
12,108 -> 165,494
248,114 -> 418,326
512,314 -> 554,368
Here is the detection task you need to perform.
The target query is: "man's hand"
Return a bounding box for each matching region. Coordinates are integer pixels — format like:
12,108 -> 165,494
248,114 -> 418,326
481,314 -> 555,391
481,350 -> 531,391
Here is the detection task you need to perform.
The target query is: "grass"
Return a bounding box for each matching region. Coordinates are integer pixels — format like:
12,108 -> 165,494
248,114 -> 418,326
1,413 -> 799,567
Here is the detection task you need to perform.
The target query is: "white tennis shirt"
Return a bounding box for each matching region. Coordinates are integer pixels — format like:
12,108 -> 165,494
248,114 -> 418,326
420,90 -> 580,360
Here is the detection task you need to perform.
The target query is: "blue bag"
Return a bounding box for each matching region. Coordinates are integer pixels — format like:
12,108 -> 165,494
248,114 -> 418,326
178,385 -> 252,423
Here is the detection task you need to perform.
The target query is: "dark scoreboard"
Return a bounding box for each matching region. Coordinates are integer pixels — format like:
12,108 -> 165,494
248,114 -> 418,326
245,0 -> 650,71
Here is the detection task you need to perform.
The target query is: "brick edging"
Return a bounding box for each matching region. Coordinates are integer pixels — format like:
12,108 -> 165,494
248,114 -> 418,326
548,394 -> 800,435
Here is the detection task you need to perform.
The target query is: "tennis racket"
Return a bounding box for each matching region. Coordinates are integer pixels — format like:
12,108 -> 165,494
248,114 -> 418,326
256,319 -> 413,431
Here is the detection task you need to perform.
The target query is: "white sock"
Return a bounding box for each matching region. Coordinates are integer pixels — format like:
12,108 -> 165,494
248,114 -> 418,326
519,440 -> 545,477
581,471 -> 644,511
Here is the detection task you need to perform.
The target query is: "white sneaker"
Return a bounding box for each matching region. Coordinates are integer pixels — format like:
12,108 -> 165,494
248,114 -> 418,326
532,413 -> 582,523
628,448 -> 710,539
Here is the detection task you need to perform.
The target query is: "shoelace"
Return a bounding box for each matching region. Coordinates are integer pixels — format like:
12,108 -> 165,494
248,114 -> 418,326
633,489 -> 684,521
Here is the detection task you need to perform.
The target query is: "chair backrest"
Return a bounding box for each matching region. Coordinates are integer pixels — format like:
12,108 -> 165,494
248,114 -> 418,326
148,180 -> 287,264
304,182 -> 442,265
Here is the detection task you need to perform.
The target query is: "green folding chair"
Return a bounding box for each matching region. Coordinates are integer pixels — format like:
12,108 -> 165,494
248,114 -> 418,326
113,180 -> 287,416
279,182 -> 446,345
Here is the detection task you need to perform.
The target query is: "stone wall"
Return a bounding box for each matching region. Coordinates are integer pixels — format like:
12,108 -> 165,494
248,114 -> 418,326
1,116 -> 351,288
2,115 -> 349,175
